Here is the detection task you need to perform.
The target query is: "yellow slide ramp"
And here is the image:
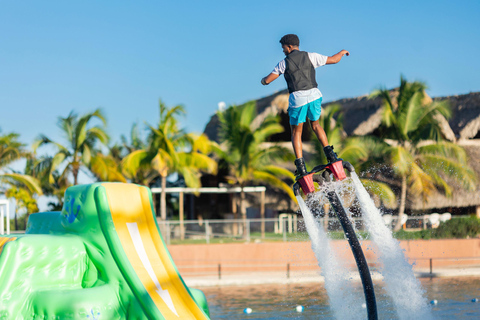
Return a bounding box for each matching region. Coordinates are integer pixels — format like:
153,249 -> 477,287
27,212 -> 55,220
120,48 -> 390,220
96,183 -> 209,320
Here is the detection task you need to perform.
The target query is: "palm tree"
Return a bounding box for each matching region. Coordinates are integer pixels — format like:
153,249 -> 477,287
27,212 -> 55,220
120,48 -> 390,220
32,109 -> 109,186
89,145 -> 127,183
216,102 -> 295,233
120,123 -> 158,186
372,76 -> 477,231
0,130 -> 42,195
24,153 -> 68,210
5,185 -> 39,230
122,101 -> 218,220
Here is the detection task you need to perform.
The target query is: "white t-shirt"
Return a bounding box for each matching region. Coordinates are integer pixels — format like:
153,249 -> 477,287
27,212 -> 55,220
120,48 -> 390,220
272,52 -> 328,108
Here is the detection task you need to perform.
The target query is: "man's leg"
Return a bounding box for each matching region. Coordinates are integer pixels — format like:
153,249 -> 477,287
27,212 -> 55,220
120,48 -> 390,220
310,120 -> 329,147
308,98 -> 339,163
311,120 -> 338,162
291,123 -> 308,177
291,123 -> 304,158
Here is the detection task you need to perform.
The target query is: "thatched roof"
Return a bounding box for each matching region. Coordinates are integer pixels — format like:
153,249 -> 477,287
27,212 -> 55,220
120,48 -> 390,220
203,90 -> 480,211
322,95 -> 384,136
434,92 -> 480,140
205,90 -> 480,142
203,89 -> 289,142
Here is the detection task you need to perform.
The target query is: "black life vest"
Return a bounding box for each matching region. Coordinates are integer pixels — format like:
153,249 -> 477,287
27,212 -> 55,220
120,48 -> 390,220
284,50 -> 318,94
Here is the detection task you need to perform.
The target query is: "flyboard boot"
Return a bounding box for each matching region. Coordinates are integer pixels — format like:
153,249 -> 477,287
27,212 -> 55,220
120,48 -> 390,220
293,145 -> 354,196
294,157 -> 308,179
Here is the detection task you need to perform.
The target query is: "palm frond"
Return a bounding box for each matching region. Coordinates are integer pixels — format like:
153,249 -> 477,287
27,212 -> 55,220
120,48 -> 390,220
388,145 -> 414,175
1,173 -> 43,195
360,178 -> 396,207
252,170 -> 296,201
122,150 -> 151,177
417,142 -> 468,164
421,154 -> 477,191
408,162 -> 436,201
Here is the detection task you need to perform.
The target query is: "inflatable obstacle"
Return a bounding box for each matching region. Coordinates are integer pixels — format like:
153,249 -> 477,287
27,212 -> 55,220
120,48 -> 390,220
0,183 -> 210,319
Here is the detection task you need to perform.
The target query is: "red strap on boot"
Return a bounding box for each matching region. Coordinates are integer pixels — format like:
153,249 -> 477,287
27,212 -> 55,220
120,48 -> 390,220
298,173 -> 315,195
327,160 -> 346,181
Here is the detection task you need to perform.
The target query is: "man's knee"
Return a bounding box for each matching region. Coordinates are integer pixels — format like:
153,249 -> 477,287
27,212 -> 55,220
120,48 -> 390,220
291,124 -> 303,135
311,121 -> 321,132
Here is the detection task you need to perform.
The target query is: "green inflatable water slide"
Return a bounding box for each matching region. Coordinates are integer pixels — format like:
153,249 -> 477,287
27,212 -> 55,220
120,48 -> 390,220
0,183 -> 210,319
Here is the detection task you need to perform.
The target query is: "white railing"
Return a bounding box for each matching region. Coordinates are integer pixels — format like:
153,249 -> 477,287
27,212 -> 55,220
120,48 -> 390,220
156,214 -> 441,245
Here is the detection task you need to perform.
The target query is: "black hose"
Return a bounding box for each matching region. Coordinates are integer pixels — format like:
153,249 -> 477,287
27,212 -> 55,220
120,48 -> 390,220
326,191 -> 378,320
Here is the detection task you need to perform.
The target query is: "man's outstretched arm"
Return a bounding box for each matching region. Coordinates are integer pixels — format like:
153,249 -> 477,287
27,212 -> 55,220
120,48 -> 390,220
261,73 -> 280,85
326,50 -> 350,65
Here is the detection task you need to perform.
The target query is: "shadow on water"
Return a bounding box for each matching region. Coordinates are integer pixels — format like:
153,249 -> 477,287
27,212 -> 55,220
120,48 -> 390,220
201,277 -> 480,319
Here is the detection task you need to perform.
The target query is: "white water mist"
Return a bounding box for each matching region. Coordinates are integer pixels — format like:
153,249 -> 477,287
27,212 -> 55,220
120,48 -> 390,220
296,194 -> 363,319
350,172 -> 432,320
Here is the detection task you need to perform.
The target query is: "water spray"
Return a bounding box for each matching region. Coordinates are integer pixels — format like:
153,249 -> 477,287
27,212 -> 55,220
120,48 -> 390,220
293,159 -> 378,320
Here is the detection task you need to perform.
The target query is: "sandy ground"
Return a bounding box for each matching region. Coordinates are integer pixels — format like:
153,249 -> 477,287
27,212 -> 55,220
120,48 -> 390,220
182,266 -> 480,288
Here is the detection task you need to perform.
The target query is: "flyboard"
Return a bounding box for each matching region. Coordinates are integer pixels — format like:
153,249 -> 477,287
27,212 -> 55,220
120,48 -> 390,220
293,159 -> 378,320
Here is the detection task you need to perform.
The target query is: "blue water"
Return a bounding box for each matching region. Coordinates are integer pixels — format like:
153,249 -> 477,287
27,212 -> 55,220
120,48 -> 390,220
201,277 -> 480,319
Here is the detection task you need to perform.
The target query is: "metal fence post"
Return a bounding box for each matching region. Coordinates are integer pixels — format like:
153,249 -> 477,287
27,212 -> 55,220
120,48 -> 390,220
165,222 -> 170,245
206,220 -> 210,244
430,258 -> 433,275
218,263 -> 221,280
287,263 -> 290,279
283,219 -> 287,242
246,219 -> 250,242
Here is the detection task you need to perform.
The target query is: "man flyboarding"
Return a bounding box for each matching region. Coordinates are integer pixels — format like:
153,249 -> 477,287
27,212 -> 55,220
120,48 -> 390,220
261,34 -> 349,179
266,37 -> 377,319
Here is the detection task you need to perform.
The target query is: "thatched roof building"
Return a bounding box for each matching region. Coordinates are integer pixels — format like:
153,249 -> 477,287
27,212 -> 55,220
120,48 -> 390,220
203,90 -> 480,216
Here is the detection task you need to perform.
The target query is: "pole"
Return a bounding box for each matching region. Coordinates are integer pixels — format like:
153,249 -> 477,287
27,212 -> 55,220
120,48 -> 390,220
327,191 -> 377,320
166,221 -> 170,245
179,191 -> 184,240
206,220 -> 210,244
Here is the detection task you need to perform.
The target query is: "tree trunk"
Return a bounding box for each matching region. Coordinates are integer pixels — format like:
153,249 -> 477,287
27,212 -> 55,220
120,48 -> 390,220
72,161 -> 79,185
394,174 -> 407,231
232,193 -> 238,236
160,174 -> 167,220
240,186 -> 247,239
73,170 -> 78,185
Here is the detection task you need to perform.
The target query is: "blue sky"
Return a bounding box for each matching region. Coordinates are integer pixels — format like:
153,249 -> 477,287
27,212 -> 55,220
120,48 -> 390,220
1,0 -> 479,147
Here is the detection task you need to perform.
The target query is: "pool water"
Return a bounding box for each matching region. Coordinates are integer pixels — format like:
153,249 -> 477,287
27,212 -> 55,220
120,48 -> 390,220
201,277 -> 480,319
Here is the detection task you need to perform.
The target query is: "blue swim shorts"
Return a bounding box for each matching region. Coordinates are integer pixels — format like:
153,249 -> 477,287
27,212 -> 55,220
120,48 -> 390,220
288,97 -> 323,126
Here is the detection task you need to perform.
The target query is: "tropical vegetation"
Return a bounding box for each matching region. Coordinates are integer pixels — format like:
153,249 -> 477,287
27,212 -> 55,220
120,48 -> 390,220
216,101 -> 295,236
0,76 -> 478,233
122,101 -> 217,220
371,77 -> 476,230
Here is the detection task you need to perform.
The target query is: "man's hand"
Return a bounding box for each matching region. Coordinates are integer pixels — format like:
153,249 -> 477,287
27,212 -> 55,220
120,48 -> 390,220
326,50 -> 350,64
261,73 -> 280,85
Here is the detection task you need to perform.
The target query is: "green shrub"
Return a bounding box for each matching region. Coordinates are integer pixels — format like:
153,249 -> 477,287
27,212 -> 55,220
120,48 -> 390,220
393,217 -> 480,240
432,216 -> 480,239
